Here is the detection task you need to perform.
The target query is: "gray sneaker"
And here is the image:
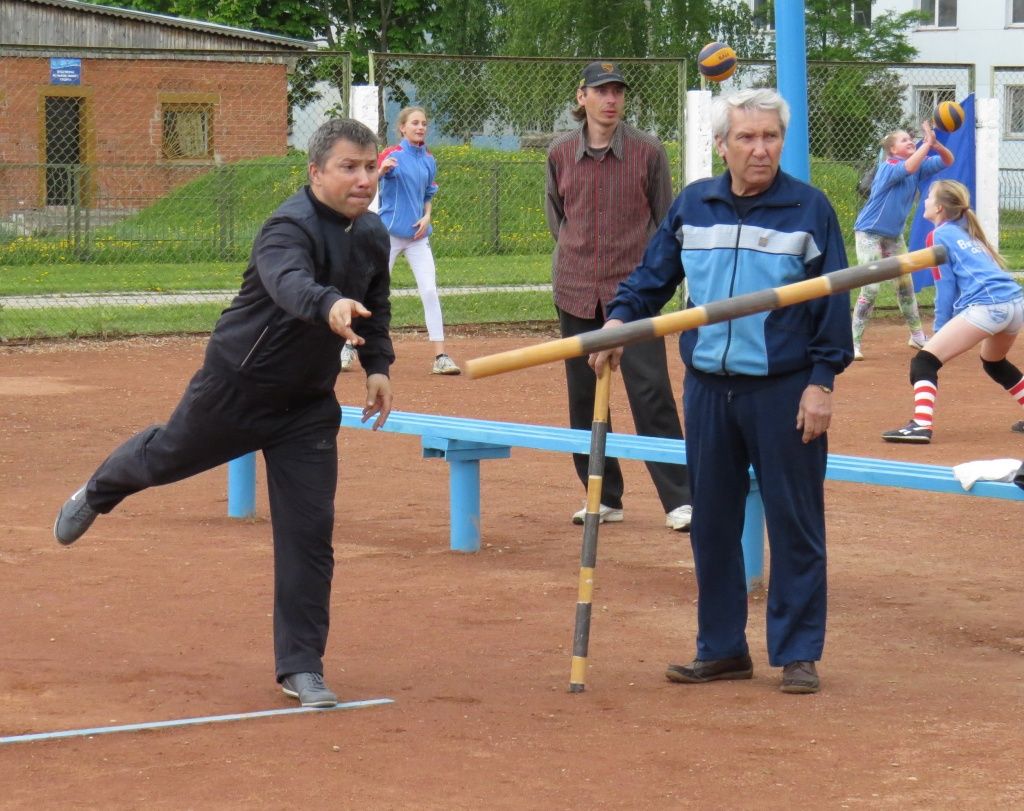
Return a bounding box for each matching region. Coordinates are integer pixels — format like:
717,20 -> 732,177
53,485 -> 99,546
281,672 -> 338,708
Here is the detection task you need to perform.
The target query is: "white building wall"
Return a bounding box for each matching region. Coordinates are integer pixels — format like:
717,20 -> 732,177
874,0 -> 1023,100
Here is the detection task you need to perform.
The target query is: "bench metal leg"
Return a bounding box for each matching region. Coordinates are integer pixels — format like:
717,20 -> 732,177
741,480 -> 765,592
448,458 -> 482,553
227,453 -> 257,519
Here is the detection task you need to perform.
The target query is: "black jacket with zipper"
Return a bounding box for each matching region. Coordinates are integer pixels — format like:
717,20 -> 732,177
203,187 -> 394,401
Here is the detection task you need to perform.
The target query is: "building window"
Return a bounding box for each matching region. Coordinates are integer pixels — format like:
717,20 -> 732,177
162,103 -> 213,160
852,0 -> 871,27
1013,0 -> 1024,25
1007,86 -> 1024,137
915,86 -> 956,124
752,0 -> 773,30
920,0 -> 956,27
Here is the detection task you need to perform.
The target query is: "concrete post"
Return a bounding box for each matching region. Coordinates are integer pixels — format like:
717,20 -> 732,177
685,90 -> 714,184
975,96 -> 1001,251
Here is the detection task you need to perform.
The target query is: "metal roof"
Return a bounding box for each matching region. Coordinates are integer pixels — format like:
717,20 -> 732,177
18,0 -> 317,50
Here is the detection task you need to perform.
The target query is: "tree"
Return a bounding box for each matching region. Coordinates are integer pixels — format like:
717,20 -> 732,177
648,0 -> 772,87
90,0 -> 324,41
797,1 -> 924,163
802,0 -> 921,62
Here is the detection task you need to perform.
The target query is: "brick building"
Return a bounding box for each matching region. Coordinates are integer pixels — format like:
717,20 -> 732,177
0,0 -> 314,223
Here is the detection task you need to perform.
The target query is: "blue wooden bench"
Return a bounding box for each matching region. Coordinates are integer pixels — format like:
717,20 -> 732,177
227,408 -> 1023,590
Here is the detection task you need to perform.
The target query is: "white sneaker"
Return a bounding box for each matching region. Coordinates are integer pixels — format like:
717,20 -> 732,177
665,504 -> 692,532
431,354 -> 461,375
908,335 -> 927,350
853,345 -> 864,361
571,504 -> 623,525
340,343 -> 356,372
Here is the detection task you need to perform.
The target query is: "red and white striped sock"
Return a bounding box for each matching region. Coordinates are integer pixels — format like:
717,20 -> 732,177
913,380 -> 938,429
1010,376 -> 1024,409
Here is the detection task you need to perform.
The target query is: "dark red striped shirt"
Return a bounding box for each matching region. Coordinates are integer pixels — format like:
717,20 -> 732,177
545,122 -> 673,319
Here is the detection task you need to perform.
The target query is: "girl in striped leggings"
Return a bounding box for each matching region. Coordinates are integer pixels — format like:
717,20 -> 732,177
882,180 -> 1024,443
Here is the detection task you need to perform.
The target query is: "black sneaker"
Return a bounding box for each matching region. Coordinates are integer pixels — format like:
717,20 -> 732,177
1012,420 -> 1024,434
780,660 -> 820,694
881,421 -> 932,444
281,672 -> 338,708
53,485 -> 99,546
665,654 -> 753,684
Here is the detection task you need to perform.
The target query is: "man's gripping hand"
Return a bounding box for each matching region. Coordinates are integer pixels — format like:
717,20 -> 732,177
362,373 -> 392,430
587,318 -> 625,375
328,298 -> 372,345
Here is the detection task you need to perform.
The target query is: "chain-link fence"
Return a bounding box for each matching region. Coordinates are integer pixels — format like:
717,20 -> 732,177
0,46 -> 352,338
715,60 -> 974,249
994,67 -> 1024,255
2,49 -> 1013,341
372,53 -> 687,258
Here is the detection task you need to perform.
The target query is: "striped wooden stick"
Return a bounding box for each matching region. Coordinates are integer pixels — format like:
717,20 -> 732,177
465,245 -> 947,379
569,363 -> 612,694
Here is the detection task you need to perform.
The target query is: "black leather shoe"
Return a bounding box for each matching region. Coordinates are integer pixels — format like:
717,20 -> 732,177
780,660 -> 819,694
665,654 -> 753,683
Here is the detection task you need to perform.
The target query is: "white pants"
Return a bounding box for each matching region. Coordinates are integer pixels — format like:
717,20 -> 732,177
389,235 -> 444,342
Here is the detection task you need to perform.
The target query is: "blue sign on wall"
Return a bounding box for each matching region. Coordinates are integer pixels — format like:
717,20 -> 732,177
50,58 -> 82,86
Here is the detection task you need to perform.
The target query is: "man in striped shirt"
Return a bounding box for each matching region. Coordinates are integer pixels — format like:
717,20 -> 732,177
545,60 -> 692,532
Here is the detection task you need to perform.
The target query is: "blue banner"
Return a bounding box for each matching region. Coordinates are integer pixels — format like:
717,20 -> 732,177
50,57 -> 82,86
907,93 -> 976,290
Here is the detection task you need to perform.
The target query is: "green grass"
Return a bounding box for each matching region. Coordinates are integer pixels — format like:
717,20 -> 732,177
3,144 -> 1021,267
0,262 -> 247,294
0,303 -> 228,339
2,143 -> 1020,340
0,254 -> 552,296
0,291 -> 561,340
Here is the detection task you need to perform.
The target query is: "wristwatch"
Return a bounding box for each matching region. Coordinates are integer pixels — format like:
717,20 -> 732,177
815,384 -> 833,394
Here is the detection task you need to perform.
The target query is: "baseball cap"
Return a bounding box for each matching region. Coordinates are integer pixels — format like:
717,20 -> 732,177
579,61 -> 630,89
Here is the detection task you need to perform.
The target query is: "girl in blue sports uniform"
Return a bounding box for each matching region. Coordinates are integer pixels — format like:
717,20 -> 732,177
340,106 -> 460,375
883,180 -> 1024,443
851,122 -> 953,360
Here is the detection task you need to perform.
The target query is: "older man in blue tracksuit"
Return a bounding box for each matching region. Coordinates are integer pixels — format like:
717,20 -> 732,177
594,89 -> 852,694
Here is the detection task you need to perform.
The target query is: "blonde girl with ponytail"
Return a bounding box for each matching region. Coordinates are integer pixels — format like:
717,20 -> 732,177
882,180 -> 1024,443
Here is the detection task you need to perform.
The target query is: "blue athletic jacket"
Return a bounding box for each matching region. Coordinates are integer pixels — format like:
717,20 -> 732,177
853,155 -> 944,238
607,170 -> 853,390
377,139 -> 438,239
928,220 -> 1024,332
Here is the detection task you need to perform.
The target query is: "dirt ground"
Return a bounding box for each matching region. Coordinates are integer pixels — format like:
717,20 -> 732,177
1,321 -> 1022,810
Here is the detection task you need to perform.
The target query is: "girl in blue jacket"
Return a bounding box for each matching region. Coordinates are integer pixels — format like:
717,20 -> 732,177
883,180 -> 1024,443
341,106 -> 460,375
851,122 -> 953,361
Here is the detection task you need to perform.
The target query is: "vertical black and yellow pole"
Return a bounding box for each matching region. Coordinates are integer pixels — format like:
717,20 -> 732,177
569,363 -> 612,693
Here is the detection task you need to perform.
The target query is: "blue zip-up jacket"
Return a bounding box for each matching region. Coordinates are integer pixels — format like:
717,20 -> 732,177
607,170 -> 853,390
928,220 -> 1024,331
853,154 -> 944,238
377,138 -> 438,239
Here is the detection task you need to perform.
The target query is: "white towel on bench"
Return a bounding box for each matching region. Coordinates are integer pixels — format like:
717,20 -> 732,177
952,458 -> 1023,491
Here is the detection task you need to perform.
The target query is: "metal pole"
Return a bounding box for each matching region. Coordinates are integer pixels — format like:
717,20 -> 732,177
776,0 -> 810,181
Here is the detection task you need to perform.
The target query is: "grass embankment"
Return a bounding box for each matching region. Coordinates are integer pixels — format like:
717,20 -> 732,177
2,147 -> 1020,339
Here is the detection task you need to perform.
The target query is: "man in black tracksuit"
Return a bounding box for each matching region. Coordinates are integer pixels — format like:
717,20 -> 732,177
53,119 -> 394,708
